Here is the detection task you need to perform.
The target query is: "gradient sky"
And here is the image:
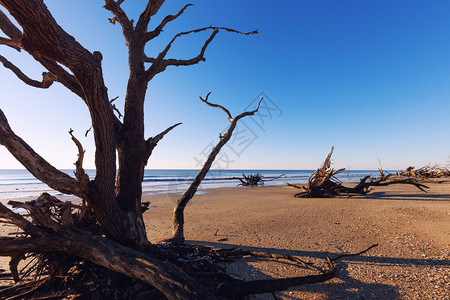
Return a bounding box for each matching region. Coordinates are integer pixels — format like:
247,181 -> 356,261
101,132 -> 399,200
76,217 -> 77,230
1,0 -> 449,170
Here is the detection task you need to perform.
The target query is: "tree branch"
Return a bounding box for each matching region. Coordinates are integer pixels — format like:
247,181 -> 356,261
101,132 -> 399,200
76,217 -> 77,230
144,3 -> 193,42
103,0 -> 134,42
233,94 -> 263,122
144,26 -> 258,80
161,29 -> 218,67
135,0 -> 165,35
0,236 -> 58,256
68,129 -> 90,187
34,57 -> 85,99
144,122 -> 182,164
0,9 -> 22,39
0,54 -> 56,88
0,36 -> 21,51
0,110 -> 84,198
198,92 -> 233,121
0,203 -> 43,237
0,8 -> 86,99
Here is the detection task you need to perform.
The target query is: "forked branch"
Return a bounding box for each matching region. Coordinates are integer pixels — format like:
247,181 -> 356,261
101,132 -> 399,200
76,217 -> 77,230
145,4 -> 193,42
135,0 -> 165,34
199,92 -> 233,121
68,129 -> 90,187
145,26 -> 258,79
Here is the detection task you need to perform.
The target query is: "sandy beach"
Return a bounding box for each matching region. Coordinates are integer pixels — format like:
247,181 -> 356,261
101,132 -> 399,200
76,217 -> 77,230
144,182 -> 450,299
1,181 -> 449,299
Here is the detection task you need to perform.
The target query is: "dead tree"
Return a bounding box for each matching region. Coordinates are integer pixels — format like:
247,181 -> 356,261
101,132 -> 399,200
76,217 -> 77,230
289,147 -> 429,198
168,93 -> 262,244
0,1 -> 261,298
236,172 -> 265,186
234,172 -> 285,186
288,147 -> 345,198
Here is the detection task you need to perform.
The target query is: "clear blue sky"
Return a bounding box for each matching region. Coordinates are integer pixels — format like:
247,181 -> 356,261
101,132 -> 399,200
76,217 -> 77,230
1,0 -> 449,170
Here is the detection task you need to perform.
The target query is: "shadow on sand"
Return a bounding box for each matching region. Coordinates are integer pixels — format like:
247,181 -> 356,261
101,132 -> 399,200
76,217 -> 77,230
186,240 -> 449,299
356,191 -> 450,202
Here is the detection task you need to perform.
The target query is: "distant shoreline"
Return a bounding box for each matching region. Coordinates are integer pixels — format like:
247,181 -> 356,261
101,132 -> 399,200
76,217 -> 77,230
0,169 -> 386,201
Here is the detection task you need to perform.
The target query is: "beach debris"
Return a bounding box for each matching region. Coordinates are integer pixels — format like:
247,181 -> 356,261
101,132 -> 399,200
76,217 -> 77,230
234,172 -> 285,186
289,147 -> 430,198
398,165 -> 450,180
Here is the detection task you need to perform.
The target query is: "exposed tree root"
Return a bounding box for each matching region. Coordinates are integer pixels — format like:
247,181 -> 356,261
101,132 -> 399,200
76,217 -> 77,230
0,194 -> 378,299
289,147 -> 429,198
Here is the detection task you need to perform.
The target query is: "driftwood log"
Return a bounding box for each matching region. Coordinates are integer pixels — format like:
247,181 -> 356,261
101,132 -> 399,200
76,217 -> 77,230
289,147 -> 429,198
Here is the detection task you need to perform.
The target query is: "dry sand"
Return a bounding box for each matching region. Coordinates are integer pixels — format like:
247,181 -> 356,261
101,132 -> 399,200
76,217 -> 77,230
1,181 -> 449,299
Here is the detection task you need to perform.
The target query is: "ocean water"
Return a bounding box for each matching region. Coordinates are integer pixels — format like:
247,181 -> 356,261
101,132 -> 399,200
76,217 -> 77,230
0,169 -> 383,201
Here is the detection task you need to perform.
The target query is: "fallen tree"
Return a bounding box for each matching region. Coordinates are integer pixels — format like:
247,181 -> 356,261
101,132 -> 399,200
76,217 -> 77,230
234,172 -> 285,186
289,147 -> 429,198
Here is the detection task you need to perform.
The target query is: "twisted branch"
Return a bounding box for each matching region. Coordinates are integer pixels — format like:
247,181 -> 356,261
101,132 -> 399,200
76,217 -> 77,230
68,129 -> 90,187
233,94 -> 263,122
0,203 -> 42,237
0,55 -> 57,88
198,92 -> 233,121
145,26 -> 258,79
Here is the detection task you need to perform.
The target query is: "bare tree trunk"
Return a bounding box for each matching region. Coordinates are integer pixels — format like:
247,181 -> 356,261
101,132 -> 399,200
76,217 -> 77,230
114,43 -> 149,247
170,93 -> 262,243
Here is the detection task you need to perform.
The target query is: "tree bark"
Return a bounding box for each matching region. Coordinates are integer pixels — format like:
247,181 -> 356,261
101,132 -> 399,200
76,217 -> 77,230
0,231 -> 215,300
